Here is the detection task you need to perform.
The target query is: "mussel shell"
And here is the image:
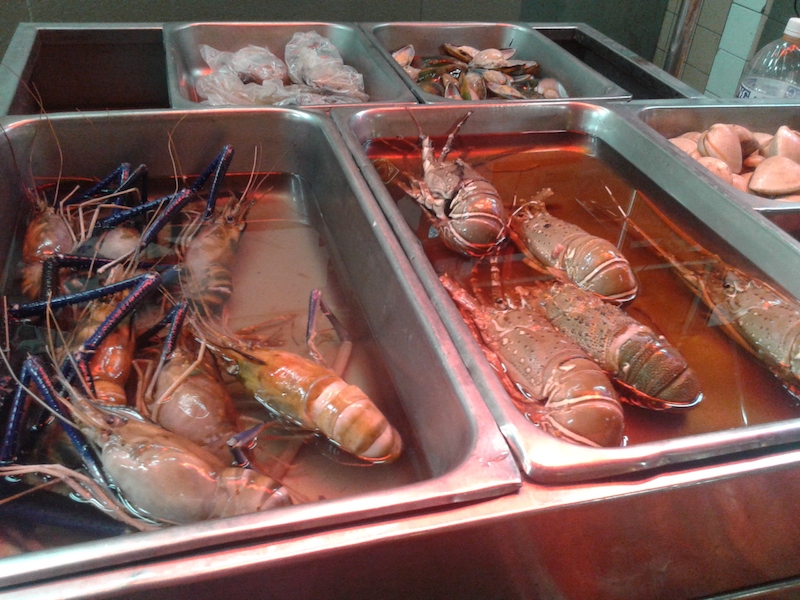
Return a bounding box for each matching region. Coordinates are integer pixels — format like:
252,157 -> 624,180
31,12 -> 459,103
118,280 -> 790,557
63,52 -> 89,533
417,57 -> 468,69
417,79 -> 445,96
391,44 -> 415,68
442,76 -> 463,100
496,61 -> 541,77
460,70 -> 487,100
417,62 -> 467,83
440,43 -> 479,62
486,82 -> 526,100
480,69 -> 513,86
468,48 -> 516,69
509,77 -> 544,99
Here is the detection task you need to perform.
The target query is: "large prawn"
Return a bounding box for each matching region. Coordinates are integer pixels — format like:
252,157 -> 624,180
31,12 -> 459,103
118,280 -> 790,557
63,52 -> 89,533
173,159 -> 256,317
191,305 -> 403,464
0,355 -> 291,527
139,316 -> 246,465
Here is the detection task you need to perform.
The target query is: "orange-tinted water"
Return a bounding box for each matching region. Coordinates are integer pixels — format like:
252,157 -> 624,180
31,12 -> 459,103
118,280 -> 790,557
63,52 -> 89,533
367,131 -> 800,445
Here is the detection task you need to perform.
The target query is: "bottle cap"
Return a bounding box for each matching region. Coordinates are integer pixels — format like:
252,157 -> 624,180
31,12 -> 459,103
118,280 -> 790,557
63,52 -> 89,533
785,17 -> 800,39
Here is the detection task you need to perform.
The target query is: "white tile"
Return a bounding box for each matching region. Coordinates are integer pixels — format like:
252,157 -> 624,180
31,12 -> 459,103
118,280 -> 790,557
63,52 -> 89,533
658,10 -> 676,51
667,0 -> 680,12
706,49 -> 747,96
699,0 -> 733,35
719,4 -> 767,59
653,48 -> 667,68
733,0 -> 769,11
686,25 -> 722,74
681,63 -> 711,92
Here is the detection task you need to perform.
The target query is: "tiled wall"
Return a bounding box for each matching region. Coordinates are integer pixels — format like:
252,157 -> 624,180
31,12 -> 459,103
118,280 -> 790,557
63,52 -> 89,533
654,0 -> 781,96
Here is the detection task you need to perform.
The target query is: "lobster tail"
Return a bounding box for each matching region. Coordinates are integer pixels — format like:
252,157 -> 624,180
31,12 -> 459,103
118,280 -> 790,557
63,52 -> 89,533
537,281 -> 703,410
616,332 -> 703,409
561,235 -> 639,302
509,194 -> 638,303
442,274 -> 625,447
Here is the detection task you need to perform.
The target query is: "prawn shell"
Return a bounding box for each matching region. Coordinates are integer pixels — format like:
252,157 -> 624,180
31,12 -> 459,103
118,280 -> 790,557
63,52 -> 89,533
21,208 -> 74,298
98,420 -> 226,524
98,420 -> 288,523
236,348 -> 402,462
87,325 -> 134,406
211,468 -> 292,517
22,209 -> 73,263
510,201 -> 638,302
150,346 -> 240,462
181,215 -> 244,316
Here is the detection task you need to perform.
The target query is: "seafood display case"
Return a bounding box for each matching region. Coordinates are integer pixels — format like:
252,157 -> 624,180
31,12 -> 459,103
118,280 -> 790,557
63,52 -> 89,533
6,434 -> 800,599
333,102 -> 800,482
5,19 -> 800,600
359,22 -> 631,103
0,108 -> 520,588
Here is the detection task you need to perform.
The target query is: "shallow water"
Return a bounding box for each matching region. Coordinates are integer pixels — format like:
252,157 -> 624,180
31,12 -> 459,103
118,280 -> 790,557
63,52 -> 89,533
367,130 -> 800,446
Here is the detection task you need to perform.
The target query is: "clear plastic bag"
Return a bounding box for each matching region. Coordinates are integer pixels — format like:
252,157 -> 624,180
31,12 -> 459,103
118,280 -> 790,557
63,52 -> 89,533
199,44 -> 288,84
284,32 -> 369,101
196,70 -> 294,106
196,34 -> 369,106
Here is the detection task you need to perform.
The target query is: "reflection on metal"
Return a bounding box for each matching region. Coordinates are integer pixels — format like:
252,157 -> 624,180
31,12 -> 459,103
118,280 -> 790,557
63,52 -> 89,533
664,0 -> 704,76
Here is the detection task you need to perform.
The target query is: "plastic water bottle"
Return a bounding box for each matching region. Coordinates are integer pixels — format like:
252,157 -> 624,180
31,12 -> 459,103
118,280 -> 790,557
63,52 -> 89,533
736,17 -> 800,99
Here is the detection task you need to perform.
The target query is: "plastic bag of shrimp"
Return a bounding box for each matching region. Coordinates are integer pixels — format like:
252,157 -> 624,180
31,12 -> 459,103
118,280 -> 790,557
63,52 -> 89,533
284,31 -> 369,102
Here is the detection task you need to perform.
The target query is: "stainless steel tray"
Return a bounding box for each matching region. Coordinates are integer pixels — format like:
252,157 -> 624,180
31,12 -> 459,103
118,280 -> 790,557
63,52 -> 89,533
529,22 -> 704,100
621,99 -> 800,211
0,108 -> 520,588
163,22 -> 417,108
333,102 -> 800,483
619,100 -> 800,283
359,22 -> 631,103
5,443 -> 800,599
0,23 -> 171,115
